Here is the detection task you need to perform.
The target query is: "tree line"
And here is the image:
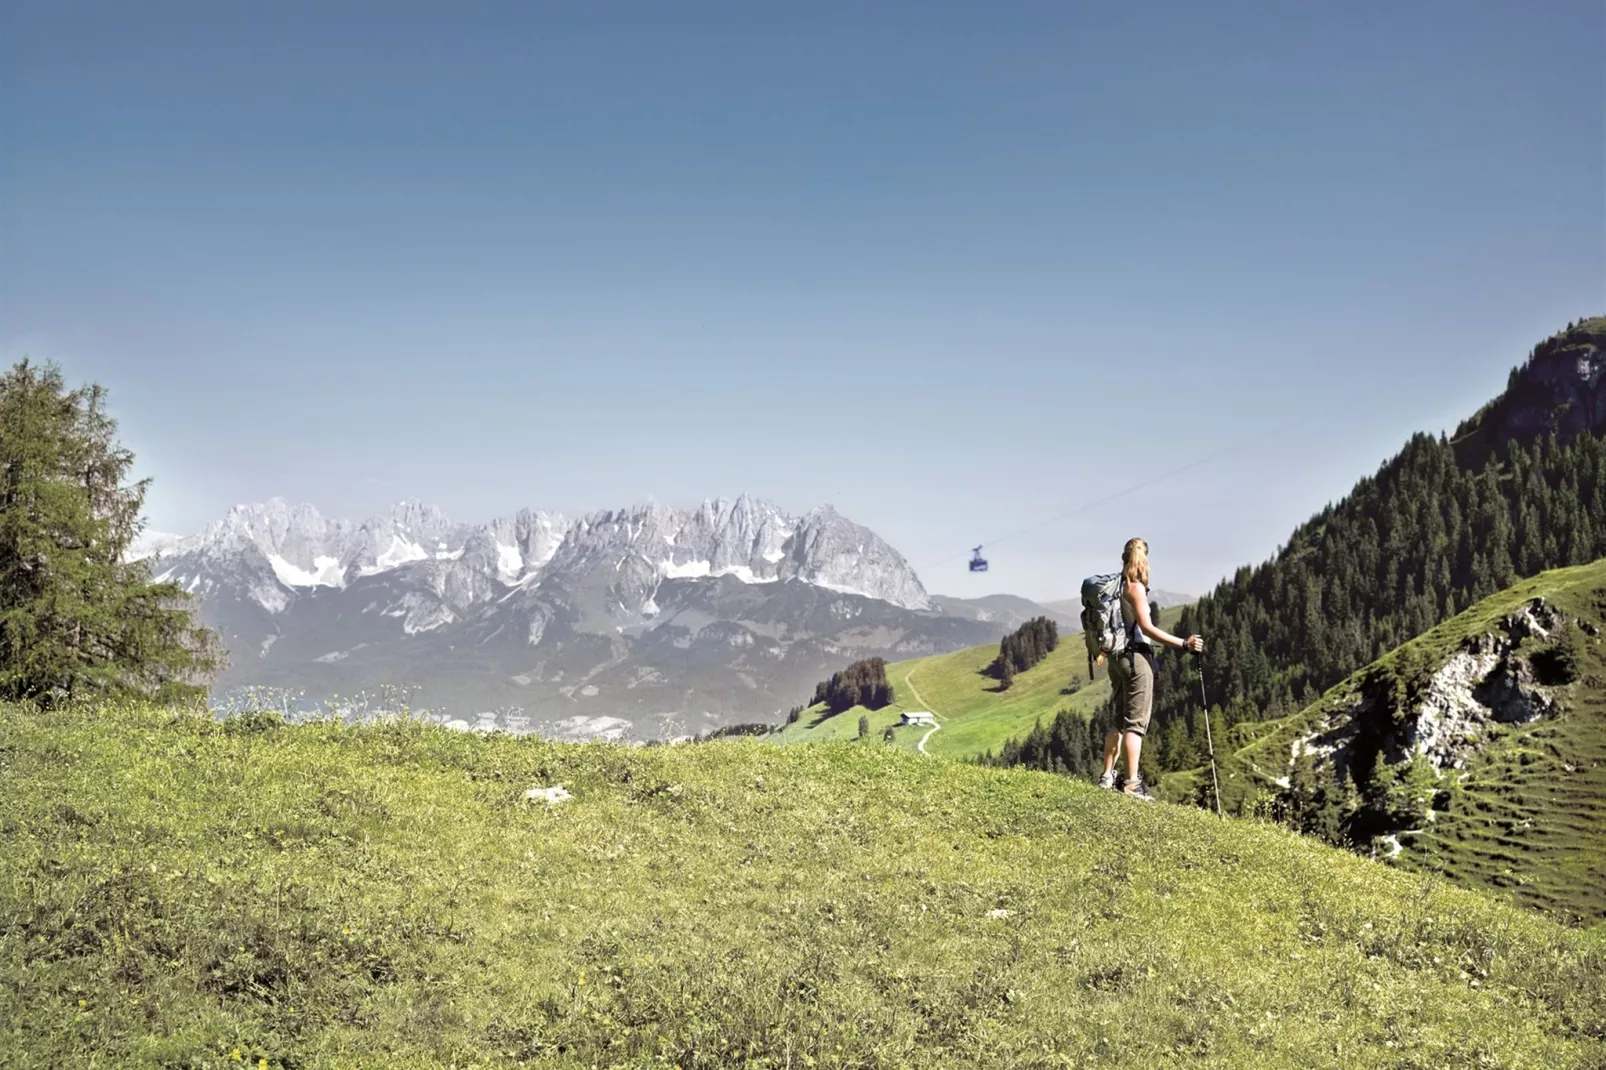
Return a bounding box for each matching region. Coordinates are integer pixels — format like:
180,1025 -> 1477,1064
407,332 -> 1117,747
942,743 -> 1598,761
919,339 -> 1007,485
979,700 -> 1121,777
1153,321 -> 1606,741
809,657 -> 893,715
1154,428 -> 1606,745
987,616 -> 1058,690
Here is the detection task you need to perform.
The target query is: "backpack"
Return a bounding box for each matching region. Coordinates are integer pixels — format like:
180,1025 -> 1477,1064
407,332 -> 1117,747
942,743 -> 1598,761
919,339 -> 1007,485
1080,572 -> 1133,679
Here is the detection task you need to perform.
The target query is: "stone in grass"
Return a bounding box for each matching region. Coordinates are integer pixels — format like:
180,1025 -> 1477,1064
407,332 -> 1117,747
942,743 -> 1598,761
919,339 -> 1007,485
525,785 -> 573,806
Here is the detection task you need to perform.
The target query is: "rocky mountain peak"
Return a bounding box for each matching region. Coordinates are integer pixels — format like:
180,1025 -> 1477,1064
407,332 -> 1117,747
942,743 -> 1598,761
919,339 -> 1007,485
1454,316 -> 1606,456
133,494 -> 929,619
784,504 -> 929,610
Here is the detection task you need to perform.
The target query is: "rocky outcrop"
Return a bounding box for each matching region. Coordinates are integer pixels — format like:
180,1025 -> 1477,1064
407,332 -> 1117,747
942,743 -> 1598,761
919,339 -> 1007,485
1456,318 -> 1606,451
1403,600 -> 1562,769
1296,597 -> 1566,776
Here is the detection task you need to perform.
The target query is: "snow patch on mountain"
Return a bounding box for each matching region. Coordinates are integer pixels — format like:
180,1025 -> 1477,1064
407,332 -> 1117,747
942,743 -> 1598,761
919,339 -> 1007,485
268,553 -> 345,588
129,530 -> 187,561
657,559 -> 775,584
372,535 -> 428,572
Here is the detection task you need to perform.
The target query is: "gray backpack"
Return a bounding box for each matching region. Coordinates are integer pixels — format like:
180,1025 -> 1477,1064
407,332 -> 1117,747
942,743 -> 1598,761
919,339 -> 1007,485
1080,573 -> 1132,678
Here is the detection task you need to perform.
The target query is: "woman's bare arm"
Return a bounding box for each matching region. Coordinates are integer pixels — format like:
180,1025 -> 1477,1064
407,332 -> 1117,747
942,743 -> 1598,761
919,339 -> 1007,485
1126,581 -> 1203,652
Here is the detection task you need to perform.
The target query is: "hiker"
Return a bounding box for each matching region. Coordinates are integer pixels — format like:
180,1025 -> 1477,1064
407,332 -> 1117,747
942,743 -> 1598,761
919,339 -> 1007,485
1097,537 -> 1203,799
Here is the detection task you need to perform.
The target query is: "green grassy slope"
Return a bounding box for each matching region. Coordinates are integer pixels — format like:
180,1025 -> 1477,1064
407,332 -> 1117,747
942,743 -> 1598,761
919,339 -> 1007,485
1408,697 -> 1606,922
776,607 -> 1187,761
3,703 -> 1603,1068
1159,559 -> 1606,922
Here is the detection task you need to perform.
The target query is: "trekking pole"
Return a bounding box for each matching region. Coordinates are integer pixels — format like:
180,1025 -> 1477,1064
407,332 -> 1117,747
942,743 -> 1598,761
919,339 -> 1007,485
1195,652 -> 1223,817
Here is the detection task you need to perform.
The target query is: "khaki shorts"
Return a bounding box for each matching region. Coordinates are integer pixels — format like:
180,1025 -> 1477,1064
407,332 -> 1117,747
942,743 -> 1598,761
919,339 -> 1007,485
1110,648 -> 1155,736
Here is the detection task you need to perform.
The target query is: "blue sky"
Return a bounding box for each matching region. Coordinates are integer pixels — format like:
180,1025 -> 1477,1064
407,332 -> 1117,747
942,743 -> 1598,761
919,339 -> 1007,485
3,0 -> 1602,600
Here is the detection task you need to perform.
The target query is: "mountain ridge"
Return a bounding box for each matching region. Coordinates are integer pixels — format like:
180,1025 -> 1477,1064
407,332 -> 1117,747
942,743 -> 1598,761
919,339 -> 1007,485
134,494 -> 1027,733
136,493 -> 931,613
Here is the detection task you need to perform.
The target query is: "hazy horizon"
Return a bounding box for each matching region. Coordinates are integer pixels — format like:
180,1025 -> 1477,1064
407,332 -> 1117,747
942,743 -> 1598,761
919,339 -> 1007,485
4,1 -> 1602,601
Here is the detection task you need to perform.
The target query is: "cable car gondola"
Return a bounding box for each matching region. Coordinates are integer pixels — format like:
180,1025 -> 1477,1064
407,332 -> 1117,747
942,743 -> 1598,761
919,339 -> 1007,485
968,546 -> 988,573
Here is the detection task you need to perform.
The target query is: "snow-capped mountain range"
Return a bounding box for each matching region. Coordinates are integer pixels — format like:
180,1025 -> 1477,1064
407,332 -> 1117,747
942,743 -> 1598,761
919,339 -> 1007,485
134,495 -> 998,736
135,495 -> 930,627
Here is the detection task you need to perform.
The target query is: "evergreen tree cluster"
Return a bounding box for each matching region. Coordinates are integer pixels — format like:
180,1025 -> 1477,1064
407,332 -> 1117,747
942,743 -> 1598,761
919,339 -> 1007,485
987,616 -> 1058,689
981,700 -> 1119,777
1153,427 -> 1606,749
1269,746 -> 1443,850
699,722 -> 774,740
0,361 -> 222,706
809,657 -> 893,715
1271,747 -> 1364,847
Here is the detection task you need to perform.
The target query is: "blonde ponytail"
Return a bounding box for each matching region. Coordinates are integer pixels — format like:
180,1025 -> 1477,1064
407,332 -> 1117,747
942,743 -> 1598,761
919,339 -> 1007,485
1122,538 -> 1150,588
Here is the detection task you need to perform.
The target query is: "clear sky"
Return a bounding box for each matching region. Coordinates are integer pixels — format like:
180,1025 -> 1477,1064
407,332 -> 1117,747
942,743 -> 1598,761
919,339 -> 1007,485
3,0 -> 1602,601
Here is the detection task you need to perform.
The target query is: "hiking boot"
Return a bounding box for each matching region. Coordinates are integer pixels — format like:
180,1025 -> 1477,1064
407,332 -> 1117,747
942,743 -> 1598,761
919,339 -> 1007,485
1122,776 -> 1155,802
1097,770 -> 1117,790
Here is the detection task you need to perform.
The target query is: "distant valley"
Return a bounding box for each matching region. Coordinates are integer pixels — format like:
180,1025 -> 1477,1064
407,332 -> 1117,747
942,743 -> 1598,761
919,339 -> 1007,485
134,496 -> 1092,738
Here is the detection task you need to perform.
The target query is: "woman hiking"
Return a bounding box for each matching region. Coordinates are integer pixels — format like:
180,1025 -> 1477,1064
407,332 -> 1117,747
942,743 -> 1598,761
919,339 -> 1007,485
1097,537 -> 1204,800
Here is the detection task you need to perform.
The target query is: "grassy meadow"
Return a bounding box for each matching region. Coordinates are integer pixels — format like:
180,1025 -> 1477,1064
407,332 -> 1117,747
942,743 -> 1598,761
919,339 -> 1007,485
2,700 -> 1603,1068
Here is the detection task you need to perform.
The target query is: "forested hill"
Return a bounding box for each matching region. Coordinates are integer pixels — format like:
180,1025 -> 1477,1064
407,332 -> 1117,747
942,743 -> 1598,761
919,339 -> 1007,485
1155,316 -> 1606,738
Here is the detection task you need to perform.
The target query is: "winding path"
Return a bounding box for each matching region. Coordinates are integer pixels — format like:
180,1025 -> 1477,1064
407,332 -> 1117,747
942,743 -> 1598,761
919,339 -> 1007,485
902,667 -> 943,755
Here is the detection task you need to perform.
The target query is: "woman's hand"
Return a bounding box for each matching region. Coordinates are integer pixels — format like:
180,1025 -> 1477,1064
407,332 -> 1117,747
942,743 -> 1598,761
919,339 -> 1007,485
1182,635 -> 1204,654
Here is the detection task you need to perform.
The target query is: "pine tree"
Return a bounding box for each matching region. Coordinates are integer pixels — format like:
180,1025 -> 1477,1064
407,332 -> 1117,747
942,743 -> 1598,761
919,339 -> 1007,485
0,360 -> 223,706
1335,769 -> 1361,840
998,656 -> 1015,691
858,714 -> 869,739
1391,750 -> 1439,828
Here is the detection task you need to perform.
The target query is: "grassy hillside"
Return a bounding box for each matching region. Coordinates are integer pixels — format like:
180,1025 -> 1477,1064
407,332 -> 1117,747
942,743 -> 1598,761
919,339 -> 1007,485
3,703 -> 1604,1068
1159,559 -> 1606,923
776,606 -> 1187,762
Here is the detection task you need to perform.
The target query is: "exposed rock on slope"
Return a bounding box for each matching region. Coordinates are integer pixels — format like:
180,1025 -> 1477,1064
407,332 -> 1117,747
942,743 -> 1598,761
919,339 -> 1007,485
1296,597 -> 1566,777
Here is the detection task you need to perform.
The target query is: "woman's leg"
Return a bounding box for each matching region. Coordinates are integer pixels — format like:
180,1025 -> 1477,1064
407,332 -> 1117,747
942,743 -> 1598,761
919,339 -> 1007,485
1124,652 -> 1154,783
1103,657 -> 1131,778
